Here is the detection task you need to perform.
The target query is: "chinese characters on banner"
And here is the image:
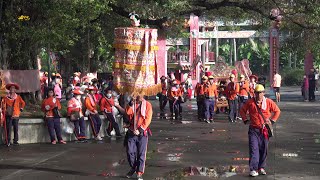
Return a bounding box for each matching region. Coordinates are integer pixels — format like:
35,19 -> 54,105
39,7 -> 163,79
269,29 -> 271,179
270,28 -> 279,86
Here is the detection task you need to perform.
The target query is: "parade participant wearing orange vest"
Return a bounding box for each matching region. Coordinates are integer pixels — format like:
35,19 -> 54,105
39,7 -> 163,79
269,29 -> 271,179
159,76 -> 168,112
226,74 -> 240,123
249,75 -> 258,98
67,89 -> 87,142
203,76 -> 218,123
100,89 -> 122,137
240,84 -> 280,177
41,88 -> 66,145
238,74 -> 250,117
123,94 -> 152,180
194,76 -> 207,121
168,80 -> 183,119
3,83 -> 26,146
84,86 -> 102,141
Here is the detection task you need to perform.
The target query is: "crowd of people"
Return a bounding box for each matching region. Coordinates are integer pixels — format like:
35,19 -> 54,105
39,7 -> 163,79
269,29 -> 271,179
158,73 -> 268,123
1,70 -> 286,179
1,72 -> 153,180
158,72 -> 281,177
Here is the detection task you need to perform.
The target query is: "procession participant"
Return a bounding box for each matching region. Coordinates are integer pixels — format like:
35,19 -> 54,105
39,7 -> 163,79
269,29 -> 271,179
3,83 -> 26,146
194,76 -> 207,121
0,79 -> 6,144
84,86 -> 102,141
54,77 -> 62,101
41,88 -> 66,145
67,89 -> 87,142
40,72 -> 49,98
249,75 -> 258,98
239,74 -> 250,112
55,73 -> 63,87
168,80 -> 183,119
240,84 -> 280,177
185,74 -> 193,100
123,93 -> 152,180
73,72 -> 81,86
100,89 -> 122,137
203,76 -> 218,123
272,72 -> 282,102
226,74 -> 239,123
159,76 -> 168,112
308,69 -> 316,102
301,75 -> 309,101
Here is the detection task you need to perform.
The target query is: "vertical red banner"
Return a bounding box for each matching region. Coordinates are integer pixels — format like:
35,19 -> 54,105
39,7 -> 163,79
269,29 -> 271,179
269,28 -> 279,86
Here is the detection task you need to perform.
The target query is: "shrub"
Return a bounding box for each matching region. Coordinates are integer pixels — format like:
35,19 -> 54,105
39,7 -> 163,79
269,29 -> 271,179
282,68 -> 304,86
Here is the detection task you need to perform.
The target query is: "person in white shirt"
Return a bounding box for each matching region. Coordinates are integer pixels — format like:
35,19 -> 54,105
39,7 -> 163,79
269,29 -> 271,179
272,72 -> 282,102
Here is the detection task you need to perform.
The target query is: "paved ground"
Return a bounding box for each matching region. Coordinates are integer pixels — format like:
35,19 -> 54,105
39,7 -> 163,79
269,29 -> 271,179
0,87 -> 320,180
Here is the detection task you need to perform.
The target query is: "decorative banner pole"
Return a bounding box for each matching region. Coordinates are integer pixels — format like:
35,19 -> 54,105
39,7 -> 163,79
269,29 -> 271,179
269,8 -> 282,87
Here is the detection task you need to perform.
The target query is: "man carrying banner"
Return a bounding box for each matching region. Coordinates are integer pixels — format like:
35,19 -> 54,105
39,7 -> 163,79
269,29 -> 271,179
121,93 -> 152,180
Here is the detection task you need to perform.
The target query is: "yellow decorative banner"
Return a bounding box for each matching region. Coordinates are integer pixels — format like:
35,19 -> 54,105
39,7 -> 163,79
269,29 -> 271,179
114,83 -> 161,96
113,62 -> 155,71
113,44 -> 159,51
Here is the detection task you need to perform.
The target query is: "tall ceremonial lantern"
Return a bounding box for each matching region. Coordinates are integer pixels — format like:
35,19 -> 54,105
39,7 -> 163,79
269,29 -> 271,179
113,13 -> 161,96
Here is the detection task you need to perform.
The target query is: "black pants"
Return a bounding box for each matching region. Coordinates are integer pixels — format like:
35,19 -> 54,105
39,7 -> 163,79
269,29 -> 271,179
104,113 -> 121,135
228,99 -> 238,121
197,98 -> 205,119
5,116 -> 19,143
159,94 -> 168,111
309,86 -> 315,101
46,117 -> 63,142
88,114 -> 102,137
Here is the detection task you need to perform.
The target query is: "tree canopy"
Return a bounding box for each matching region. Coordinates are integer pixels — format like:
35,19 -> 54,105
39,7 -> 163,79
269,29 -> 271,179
1,0 -> 320,74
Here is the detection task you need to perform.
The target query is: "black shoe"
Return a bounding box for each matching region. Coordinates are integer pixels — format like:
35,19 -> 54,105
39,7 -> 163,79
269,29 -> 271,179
126,169 -> 135,178
13,142 -> 19,146
105,131 -> 112,137
80,139 -> 88,143
6,142 -> 11,147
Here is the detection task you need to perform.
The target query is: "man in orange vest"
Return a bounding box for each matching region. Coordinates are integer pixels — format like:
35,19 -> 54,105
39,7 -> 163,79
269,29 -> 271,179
67,89 -> 87,143
3,83 -> 26,146
194,76 -> 207,121
238,74 -> 250,117
100,89 -> 122,137
159,76 -> 168,112
203,76 -> 218,123
240,84 -> 280,177
168,80 -> 183,119
84,86 -> 102,141
122,93 -> 152,180
226,74 -> 239,122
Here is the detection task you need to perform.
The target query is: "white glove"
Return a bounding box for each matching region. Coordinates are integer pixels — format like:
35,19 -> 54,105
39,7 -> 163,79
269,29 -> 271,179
45,105 -> 50,111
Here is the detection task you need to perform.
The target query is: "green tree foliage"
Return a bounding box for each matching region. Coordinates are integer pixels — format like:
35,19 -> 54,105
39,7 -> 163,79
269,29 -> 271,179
1,0 -> 320,74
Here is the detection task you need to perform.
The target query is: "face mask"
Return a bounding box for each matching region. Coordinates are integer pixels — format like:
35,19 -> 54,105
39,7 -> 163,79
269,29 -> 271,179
106,93 -> 112,98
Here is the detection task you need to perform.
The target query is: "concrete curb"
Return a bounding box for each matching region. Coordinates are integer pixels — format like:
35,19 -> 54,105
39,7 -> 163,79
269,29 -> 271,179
0,115 -> 125,145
